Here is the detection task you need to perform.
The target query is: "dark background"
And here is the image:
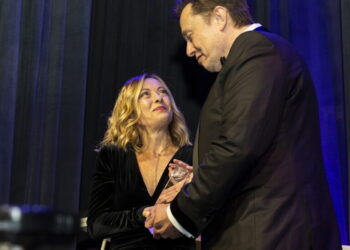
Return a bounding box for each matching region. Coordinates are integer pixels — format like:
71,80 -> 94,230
0,0 -> 349,247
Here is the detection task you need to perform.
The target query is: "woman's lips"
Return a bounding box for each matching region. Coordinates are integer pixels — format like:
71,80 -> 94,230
153,106 -> 167,111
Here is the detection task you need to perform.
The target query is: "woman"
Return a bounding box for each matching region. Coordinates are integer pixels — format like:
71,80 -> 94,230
87,73 -> 195,249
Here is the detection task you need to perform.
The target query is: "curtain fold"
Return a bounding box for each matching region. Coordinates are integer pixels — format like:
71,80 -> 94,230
341,0 -> 350,242
0,0 -> 92,213
0,0 -> 22,203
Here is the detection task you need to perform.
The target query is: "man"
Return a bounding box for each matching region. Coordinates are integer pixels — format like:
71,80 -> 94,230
147,0 -> 342,249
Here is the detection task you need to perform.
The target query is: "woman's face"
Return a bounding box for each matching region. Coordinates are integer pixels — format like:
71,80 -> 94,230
138,78 -> 173,129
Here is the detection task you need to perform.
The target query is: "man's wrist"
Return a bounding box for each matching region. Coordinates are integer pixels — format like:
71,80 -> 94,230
166,204 -> 194,238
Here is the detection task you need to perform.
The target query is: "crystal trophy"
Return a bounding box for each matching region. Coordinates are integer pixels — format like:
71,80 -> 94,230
146,165 -> 190,234
163,164 -> 190,190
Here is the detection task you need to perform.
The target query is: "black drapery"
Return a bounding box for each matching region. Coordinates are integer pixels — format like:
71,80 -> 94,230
0,0 -> 349,246
0,0 -> 91,212
341,0 -> 350,240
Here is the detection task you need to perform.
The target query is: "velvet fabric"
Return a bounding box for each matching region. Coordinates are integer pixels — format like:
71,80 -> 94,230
0,0 -> 91,211
87,145 -> 195,250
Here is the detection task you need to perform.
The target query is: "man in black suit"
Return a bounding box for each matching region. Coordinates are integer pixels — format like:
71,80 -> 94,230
147,0 -> 342,249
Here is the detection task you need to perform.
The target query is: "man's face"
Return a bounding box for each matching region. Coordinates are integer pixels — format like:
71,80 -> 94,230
180,4 -> 222,72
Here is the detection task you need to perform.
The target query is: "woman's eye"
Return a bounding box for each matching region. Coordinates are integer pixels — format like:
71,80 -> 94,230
159,89 -> 168,95
140,91 -> 150,98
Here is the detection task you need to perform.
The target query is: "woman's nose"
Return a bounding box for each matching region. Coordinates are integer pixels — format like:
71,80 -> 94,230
153,92 -> 162,102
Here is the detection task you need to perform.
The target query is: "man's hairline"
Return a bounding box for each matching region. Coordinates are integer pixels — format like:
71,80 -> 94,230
180,3 -> 234,27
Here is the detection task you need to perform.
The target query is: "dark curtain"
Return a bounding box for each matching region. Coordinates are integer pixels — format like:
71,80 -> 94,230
0,0 -> 92,214
341,0 -> 350,243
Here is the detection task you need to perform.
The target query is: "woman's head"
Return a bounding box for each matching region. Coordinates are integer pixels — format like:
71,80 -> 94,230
101,73 -> 191,151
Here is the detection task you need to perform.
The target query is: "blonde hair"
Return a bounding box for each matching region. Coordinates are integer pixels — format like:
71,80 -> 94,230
101,73 -> 191,151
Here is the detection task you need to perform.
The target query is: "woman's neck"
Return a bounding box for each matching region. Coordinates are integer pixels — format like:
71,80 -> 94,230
140,128 -> 173,154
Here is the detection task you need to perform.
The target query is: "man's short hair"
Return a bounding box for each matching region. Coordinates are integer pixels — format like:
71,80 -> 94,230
174,0 -> 254,27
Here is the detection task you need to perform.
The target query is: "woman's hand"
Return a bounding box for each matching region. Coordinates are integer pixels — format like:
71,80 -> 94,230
143,206 -> 155,229
169,159 -> 193,177
155,159 -> 193,204
155,180 -> 185,204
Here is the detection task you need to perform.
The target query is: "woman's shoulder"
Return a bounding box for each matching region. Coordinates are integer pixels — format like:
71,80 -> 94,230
94,144 -> 135,172
97,144 -> 133,159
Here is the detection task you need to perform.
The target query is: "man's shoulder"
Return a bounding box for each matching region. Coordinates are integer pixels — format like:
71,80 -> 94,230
225,28 -> 301,68
236,29 -> 291,50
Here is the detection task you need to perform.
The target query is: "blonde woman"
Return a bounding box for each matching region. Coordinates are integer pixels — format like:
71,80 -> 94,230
87,73 -> 195,249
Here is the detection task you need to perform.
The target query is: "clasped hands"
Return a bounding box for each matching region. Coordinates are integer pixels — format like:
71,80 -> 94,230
142,159 -> 193,239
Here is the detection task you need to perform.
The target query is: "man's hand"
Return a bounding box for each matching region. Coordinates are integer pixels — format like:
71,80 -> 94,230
152,204 -> 182,239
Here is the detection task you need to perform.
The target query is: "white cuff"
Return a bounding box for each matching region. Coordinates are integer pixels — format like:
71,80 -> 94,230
166,205 -> 194,239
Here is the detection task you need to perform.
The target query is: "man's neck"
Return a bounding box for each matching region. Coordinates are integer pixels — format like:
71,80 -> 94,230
224,23 -> 261,58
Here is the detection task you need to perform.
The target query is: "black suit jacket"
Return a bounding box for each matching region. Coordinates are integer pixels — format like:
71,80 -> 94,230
170,29 -> 341,249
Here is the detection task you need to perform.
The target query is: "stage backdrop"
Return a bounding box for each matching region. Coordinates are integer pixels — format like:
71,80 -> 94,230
0,0 -> 349,246
0,0 -> 92,211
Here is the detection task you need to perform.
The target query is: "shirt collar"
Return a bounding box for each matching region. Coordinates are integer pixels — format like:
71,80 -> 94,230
220,23 -> 263,67
242,23 -> 263,33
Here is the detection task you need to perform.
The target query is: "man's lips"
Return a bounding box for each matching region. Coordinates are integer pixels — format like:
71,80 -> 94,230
196,55 -> 203,63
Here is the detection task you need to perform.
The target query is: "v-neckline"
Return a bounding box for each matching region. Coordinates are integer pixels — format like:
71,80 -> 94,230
133,148 -> 181,199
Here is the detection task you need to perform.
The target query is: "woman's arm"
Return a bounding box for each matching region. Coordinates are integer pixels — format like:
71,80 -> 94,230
87,146 -> 147,239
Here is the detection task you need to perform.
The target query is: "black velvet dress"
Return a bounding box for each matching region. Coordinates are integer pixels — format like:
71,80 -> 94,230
87,144 -> 195,250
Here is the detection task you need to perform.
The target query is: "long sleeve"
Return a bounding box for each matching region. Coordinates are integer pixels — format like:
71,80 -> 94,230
87,146 -> 146,240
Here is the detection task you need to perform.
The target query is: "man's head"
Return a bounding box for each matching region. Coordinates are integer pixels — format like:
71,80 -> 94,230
175,0 -> 253,72
174,0 -> 253,27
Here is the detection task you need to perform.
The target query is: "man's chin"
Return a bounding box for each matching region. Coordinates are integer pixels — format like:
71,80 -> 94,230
201,63 -> 221,72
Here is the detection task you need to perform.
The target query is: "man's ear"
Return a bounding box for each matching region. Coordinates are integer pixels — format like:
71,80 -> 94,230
212,6 -> 229,31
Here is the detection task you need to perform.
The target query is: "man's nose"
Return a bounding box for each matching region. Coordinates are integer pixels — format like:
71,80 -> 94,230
186,42 -> 195,57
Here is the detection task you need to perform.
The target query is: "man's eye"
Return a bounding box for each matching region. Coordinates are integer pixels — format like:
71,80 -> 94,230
188,34 -> 192,42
